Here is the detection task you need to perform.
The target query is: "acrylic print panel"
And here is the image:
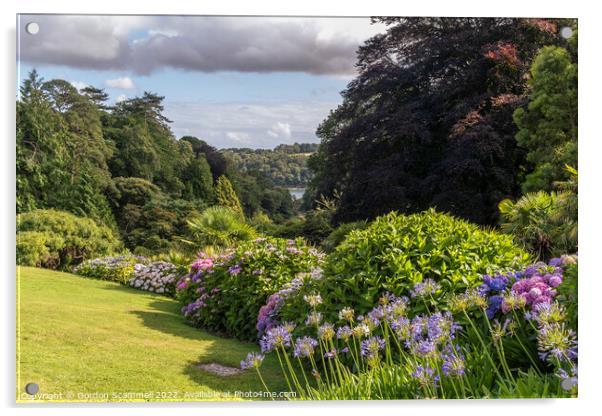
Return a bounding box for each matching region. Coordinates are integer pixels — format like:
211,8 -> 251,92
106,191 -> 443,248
16,14 -> 578,403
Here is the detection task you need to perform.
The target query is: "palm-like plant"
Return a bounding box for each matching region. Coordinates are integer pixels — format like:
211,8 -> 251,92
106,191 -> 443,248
182,206 -> 257,251
499,167 -> 577,260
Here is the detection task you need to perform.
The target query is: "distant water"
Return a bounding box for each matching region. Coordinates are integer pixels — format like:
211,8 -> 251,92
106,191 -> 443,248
287,187 -> 306,200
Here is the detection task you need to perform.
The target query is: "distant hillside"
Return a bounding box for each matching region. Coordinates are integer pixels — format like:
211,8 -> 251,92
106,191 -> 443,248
222,143 -> 318,187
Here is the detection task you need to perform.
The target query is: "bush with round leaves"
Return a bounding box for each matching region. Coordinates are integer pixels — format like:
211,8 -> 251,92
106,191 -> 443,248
273,209 -> 530,327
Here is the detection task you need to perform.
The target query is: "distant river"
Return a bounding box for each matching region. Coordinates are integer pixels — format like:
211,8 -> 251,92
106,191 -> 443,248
287,187 -> 306,200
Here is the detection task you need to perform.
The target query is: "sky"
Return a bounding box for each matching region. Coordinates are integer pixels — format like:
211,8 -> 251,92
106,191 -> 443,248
17,15 -> 386,149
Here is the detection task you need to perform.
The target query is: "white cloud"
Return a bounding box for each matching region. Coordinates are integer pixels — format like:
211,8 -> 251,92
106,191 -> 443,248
70,81 -> 89,91
148,29 -> 180,38
267,122 -> 292,140
105,77 -> 135,89
165,100 -> 335,149
20,15 -> 386,75
115,94 -> 127,103
226,132 -> 251,143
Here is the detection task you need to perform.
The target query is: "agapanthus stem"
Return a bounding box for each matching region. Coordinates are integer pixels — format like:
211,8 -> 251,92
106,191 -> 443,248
275,348 -> 294,394
462,310 -> 506,386
255,368 -> 274,401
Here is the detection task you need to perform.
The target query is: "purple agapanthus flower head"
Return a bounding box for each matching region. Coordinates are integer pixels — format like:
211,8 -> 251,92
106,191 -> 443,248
293,336 -> 318,358
240,352 -> 264,369
259,325 -> 292,352
360,336 -> 386,358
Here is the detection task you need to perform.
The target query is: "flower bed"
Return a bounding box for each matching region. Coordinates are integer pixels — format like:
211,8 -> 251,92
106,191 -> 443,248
74,255 -> 182,296
243,256 -> 578,399
128,261 -> 180,296
176,237 -> 324,341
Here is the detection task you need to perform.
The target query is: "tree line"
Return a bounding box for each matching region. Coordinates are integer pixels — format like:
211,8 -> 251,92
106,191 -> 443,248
17,72 -> 295,253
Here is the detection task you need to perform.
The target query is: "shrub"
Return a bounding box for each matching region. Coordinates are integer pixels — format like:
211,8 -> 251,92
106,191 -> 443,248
321,221 -> 368,253
176,237 -> 324,341
183,206 -> 257,250
499,186 -> 577,260
17,209 -> 122,269
74,255 -> 148,284
74,255 -> 182,296
244,257 -> 577,400
275,209 -> 530,326
128,261 -> 180,296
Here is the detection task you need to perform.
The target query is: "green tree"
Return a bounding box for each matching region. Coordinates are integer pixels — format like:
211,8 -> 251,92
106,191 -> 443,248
513,41 -> 578,192
308,18 -> 573,225
215,175 -> 244,217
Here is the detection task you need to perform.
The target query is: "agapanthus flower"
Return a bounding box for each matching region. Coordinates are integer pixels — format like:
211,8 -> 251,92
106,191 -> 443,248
410,278 -> 441,298
533,302 -> 566,326
338,307 -> 354,322
490,319 -> 514,342
228,264 -> 242,275
449,289 -> 487,312
411,365 -> 440,388
324,349 -> 337,359
426,312 -> 460,343
442,349 -> 465,377
318,323 -> 335,341
293,336 -> 318,358
557,366 -> 578,391
336,325 -> 353,341
389,316 -> 411,341
360,336 -> 386,358
240,352 -> 264,369
352,323 -> 371,338
385,296 -> 409,320
537,322 -> 578,364
305,311 -> 322,326
303,293 -> 323,307
260,325 -> 292,352
412,340 -> 437,357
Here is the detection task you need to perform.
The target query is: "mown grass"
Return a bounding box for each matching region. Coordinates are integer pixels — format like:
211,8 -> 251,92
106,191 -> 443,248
17,267 -> 287,402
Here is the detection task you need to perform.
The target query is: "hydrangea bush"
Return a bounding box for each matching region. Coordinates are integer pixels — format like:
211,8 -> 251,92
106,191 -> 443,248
176,237 -> 324,341
74,255 -> 182,296
73,255 -> 148,284
259,210 -> 531,335
128,261 -> 180,296
244,255 -> 577,399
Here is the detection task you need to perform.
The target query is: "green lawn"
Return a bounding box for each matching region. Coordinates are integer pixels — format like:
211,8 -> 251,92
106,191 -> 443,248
17,267 -> 287,402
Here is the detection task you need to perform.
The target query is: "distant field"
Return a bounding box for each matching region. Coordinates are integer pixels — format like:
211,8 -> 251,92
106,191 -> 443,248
16,267 -> 286,402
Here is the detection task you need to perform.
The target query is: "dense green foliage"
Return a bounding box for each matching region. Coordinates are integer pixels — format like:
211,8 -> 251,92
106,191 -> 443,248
279,210 -> 530,325
513,38 -> 578,193
223,143 -> 318,187
307,18 -> 574,226
16,72 -> 296,255
321,221 -> 369,253
17,72 -> 115,226
176,237 -> 323,341
16,209 -> 122,269
215,175 -> 244,217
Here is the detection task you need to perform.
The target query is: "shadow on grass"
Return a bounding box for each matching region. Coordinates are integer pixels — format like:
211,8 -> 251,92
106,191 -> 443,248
99,283 -> 288,393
